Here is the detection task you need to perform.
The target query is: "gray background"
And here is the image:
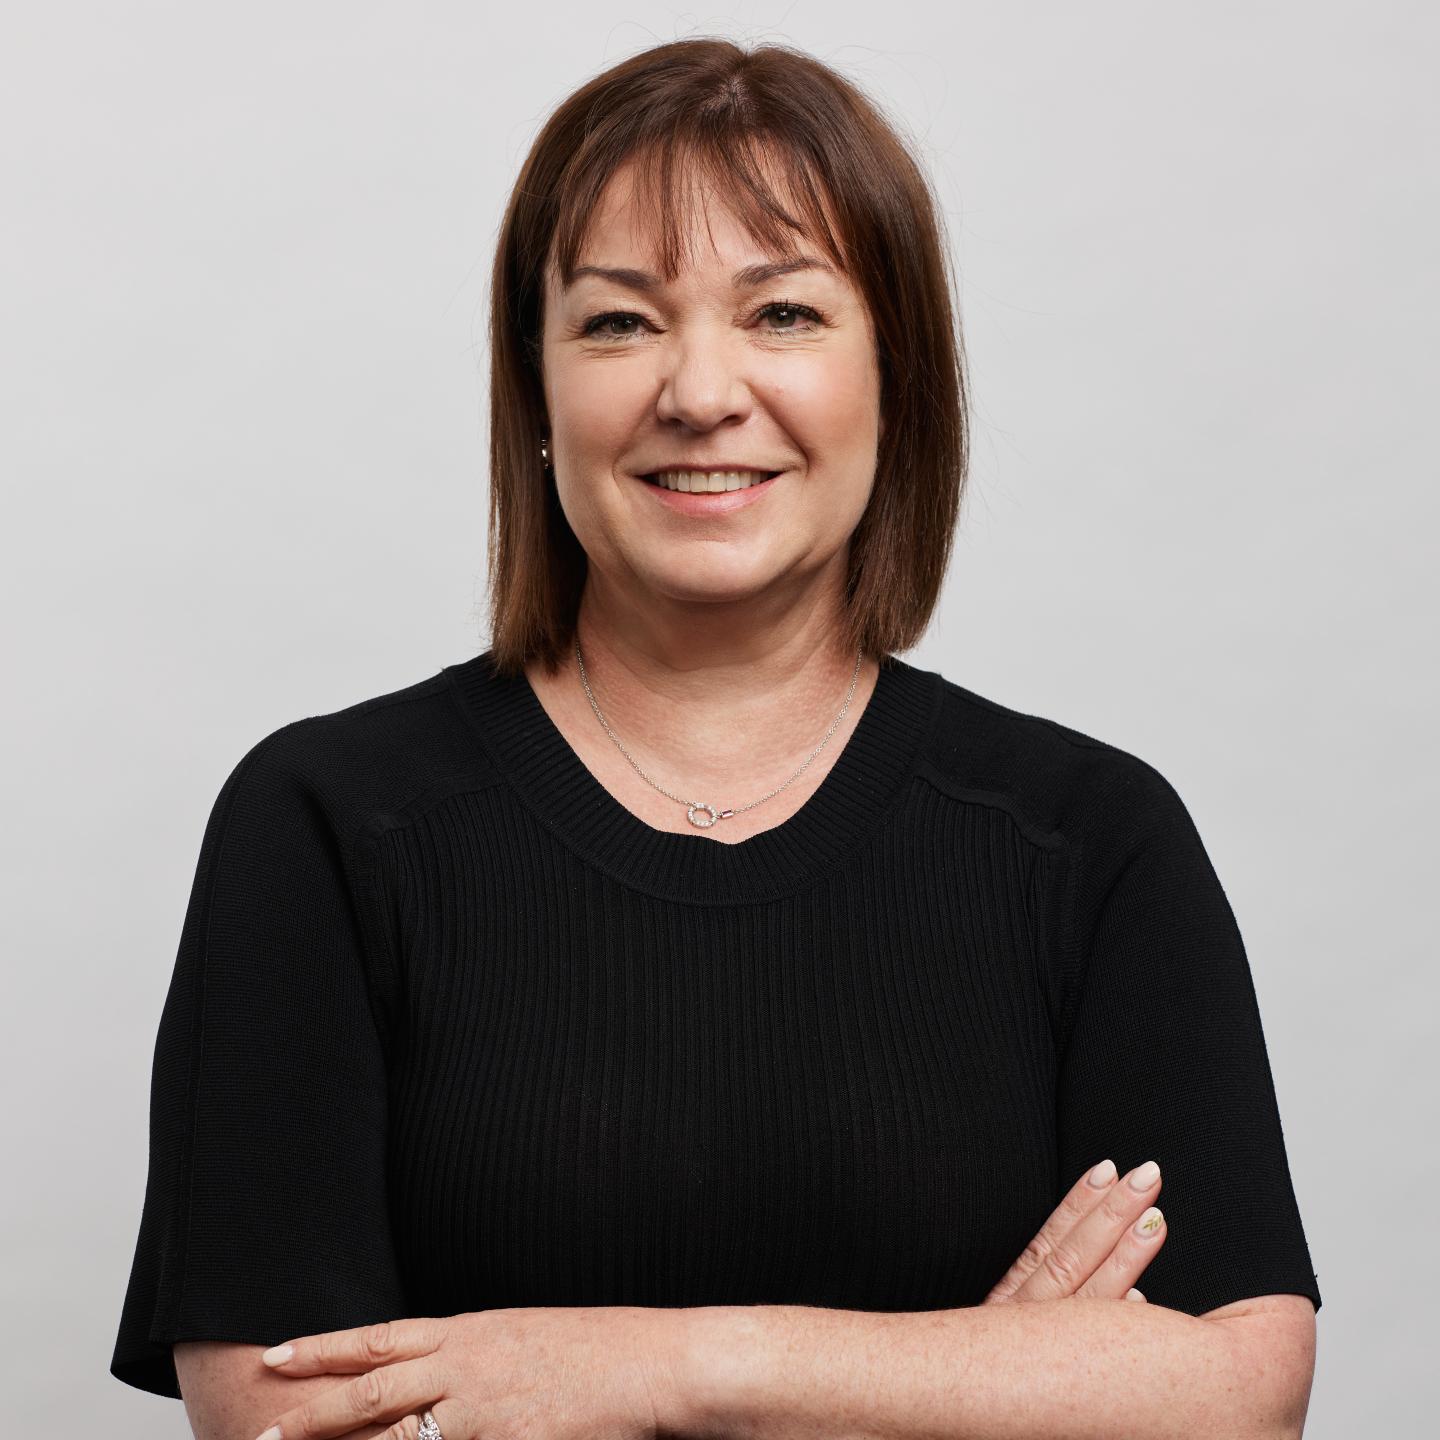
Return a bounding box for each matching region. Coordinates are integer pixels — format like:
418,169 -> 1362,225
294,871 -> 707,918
4,3 -> 1433,1434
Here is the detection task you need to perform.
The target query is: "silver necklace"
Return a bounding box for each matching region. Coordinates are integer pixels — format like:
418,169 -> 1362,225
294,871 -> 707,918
575,636 -> 865,829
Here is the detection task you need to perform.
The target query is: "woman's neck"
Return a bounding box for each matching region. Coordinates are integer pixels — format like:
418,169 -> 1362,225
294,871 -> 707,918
522,599 -> 879,840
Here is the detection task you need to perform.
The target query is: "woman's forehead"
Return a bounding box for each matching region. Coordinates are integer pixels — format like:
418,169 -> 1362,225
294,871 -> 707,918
571,219 -> 834,282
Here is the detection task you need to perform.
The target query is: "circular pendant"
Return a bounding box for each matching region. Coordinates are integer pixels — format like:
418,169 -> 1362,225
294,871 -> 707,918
687,802 -> 719,828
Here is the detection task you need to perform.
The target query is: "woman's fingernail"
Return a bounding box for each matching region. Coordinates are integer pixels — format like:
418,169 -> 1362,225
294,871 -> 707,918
1087,1158 -> 1117,1187
262,1344 -> 293,1367
254,1428 -> 282,1440
1134,1206 -> 1164,1239
1128,1160 -> 1160,1191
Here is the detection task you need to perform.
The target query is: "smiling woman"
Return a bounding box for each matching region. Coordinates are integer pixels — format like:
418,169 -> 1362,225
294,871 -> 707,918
532,159 -> 887,643
485,42 -> 964,684
112,34 -> 1319,1440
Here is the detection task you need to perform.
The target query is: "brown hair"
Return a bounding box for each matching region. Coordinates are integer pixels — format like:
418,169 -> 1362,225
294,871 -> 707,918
485,37 -> 968,676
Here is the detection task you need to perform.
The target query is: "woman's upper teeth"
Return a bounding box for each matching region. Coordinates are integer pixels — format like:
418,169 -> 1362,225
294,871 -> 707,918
655,469 -> 771,492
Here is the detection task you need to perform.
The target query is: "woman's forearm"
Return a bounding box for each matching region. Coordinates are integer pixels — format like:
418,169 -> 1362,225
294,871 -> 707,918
664,1299 -> 1294,1440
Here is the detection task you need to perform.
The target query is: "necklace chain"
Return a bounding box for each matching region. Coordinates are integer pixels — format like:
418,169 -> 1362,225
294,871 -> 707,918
575,636 -> 864,829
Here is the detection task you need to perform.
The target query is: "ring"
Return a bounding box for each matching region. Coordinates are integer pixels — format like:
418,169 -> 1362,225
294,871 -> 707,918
417,1411 -> 443,1440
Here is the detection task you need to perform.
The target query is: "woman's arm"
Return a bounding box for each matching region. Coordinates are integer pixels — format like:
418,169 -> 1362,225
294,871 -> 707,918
664,1293 -> 1316,1440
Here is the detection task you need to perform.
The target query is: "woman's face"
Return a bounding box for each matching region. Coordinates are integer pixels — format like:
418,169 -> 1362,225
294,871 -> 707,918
539,161 -> 884,622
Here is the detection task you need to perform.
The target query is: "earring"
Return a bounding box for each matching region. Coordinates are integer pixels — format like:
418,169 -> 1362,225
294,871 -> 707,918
540,437 -> 551,470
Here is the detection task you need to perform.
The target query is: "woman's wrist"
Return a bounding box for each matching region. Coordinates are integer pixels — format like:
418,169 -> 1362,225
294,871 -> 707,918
658,1304 -> 768,1438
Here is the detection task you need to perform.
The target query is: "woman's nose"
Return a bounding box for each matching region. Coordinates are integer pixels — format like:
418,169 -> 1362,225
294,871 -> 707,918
653,329 -> 754,431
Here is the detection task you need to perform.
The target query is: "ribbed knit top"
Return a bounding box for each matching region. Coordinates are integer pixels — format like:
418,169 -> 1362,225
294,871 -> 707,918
112,649 -> 1321,1400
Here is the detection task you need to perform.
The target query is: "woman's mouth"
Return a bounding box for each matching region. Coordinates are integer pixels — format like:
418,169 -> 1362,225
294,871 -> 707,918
636,468 -> 784,513
642,469 -> 782,492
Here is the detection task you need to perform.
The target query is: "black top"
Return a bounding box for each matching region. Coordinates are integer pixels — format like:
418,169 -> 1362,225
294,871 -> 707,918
111,650 -> 1322,1400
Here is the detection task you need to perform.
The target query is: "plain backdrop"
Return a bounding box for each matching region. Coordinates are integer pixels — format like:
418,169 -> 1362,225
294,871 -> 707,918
3,3 -> 1434,1434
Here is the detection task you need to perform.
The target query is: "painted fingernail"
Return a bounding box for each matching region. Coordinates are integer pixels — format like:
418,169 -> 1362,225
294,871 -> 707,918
1128,1160 -> 1160,1192
1087,1158 -> 1117,1187
262,1344 -> 293,1367
254,1428 -> 282,1440
1134,1206 -> 1164,1239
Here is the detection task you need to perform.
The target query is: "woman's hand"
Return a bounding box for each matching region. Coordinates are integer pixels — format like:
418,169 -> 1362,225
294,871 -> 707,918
249,1306 -> 684,1440
983,1158 -> 1167,1305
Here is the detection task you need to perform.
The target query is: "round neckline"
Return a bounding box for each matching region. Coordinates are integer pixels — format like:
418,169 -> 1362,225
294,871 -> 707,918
443,647 -> 943,905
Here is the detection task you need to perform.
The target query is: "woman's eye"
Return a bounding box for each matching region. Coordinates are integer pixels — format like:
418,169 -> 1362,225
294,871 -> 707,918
582,312 -> 648,339
757,301 -> 824,333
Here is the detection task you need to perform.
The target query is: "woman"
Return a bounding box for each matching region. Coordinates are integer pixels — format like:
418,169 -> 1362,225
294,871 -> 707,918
112,37 -> 1321,1440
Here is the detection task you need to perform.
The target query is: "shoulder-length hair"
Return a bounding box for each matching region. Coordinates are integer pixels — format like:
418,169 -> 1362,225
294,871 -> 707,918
485,37 -> 968,677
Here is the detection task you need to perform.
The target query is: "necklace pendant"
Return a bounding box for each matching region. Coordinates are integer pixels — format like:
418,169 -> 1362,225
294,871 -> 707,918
687,802 -> 720,828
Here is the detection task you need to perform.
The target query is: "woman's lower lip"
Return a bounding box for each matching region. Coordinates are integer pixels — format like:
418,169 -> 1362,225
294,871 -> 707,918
635,471 -> 782,514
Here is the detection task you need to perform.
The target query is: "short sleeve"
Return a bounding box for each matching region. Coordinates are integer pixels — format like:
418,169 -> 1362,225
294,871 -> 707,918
1054,760 -> 1322,1317
111,726 -> 409,1399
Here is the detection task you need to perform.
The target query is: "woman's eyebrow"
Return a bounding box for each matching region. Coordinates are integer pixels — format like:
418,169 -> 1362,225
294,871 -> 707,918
564,256 -> 837,293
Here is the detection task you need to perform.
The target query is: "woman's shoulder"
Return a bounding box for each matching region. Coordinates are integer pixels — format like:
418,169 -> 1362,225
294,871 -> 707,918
907,662 -> 1193,849
209,657 -> 505,848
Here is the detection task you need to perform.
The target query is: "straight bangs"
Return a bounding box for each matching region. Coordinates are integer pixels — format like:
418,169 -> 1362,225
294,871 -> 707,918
548,130 -> 853,292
